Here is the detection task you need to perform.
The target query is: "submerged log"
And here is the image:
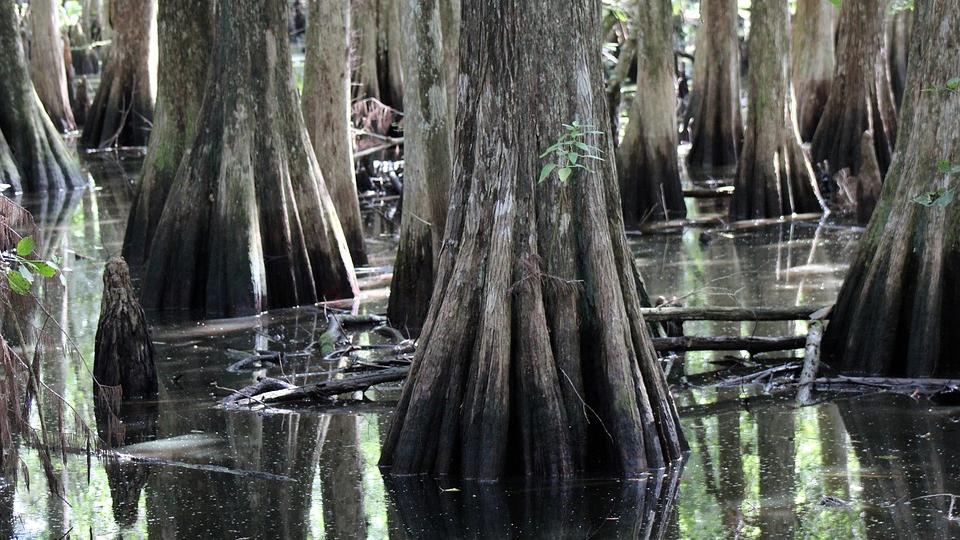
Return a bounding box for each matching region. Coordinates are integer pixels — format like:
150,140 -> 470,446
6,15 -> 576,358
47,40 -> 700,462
231,366 -> 409,407
94,258 -> 158,399
641,305 -> 831,322
652,336 -> 806,353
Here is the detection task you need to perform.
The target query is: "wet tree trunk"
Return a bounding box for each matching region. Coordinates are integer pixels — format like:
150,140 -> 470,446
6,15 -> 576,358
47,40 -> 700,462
687,0 -> 742,174
29,0 -> 76,132
791,0 -> 836,142
821,1 -> 960,377
121,0 -> 213,271
887,9 -> 912,109
0,1 -> 85,192
140,0 -> 358,317
81,0 -> 157,148
379,0 -> 686,480
810,0 -> 897,177
302,0 -> 367,266
729,0 -> 824,219
388,0 -> 454,335
616,0 -> 685,224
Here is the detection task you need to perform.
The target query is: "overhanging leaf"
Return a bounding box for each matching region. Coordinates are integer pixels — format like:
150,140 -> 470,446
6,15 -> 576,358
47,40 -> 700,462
6,270 -> 30,295
538,163 -> 557,183
16,236 -> 33,257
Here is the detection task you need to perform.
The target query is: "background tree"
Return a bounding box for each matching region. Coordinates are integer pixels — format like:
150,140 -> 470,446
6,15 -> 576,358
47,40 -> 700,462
820,0 -> 960,377
380,0 -> 686,480
378,0 -> 405,109
791,0 -> 836,142
0,0 -> 84,192
29,0 -> 76,132
687,0 -> 742,173
351,0 -> 381,101
140,0 -> 357,317
388,0 -> 454,335
730,0 -> 824,219
82,0 -> 157,149
122,0 -> 213,271
887,9 -> 913,109
302,0 -> 367,266
811,0 -> 897,177
616,0 -> 686,224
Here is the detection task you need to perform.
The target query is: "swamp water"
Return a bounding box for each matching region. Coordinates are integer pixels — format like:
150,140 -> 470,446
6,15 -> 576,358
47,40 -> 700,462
4,155 -> 960,539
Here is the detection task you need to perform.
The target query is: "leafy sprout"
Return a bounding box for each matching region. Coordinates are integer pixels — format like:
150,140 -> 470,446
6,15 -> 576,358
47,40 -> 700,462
539,121 -> 605,185
911,161 -> 960,208
1,236 -> 63,295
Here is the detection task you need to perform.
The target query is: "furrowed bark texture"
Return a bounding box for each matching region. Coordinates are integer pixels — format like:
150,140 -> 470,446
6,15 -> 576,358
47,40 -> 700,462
791,0 -> 836,142
81,0 -> 157,148
388,0 -> 454,335
380,0 -> 686,480
439,0 -> 460,132
0,1 -> 85,192
810,0 -> 897,177
821,1 -> 960,377
29,0 -> 76,132
617,0 -> 686,224
730,0 -> 825,219
302,0 -> 368,265
140,0 -> 358,317
122,0 -> 213,271
687,0 -> 743,174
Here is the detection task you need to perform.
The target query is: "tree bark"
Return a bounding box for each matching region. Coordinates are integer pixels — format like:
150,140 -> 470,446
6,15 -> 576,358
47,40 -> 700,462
302,0 -> 368,266
29,0 -> 76,132
122,0 -> 214,271
82,0 -> 111,42
379,0 -> 686,480
810,0 -> 897,177
388,0 -> 454,335
616,0 -> 686,224
0,1 -> 85,192
687,0 -> 743,174
351,0 -> 381,102
791,0 -> 836,142
730,0 -> 824,219
81,0 -> 157,149
140,0 -> 358,317
377,0 -> 405,110
821,1 -> 960,377
887,9 -> 912,109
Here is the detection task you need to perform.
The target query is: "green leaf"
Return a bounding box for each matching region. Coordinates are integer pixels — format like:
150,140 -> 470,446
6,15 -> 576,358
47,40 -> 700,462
933,188 -> 956,207
16,236 -> 33,257
567,152 -> 579,165
30,262 -> 58,279
6,270 -> 30,295
538,163 -> 557,183
574,141 -> 592,152
827,0 -> 840,5
558,167 -> 572,183
938,160 -> 952,173
947,77 -> 960,91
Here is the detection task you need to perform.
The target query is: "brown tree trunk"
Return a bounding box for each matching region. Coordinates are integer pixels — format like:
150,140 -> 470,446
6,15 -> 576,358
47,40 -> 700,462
810,0 -> 897,177
81,0 -> 157,148
29,0 -> 76,132
821,1 -> 960,377
616,0 -> 686,224
351,0 -> 381,102
687,0 -> 743,174
0,1 -> 85,192
887,9 -> 912,109
82,0 -> 111,42
791,0 -> 836,142
122,0 -> 214,271
379,0 -> 686,480
302,0 -> 368,266
730,0 -> 824,219
377,0 -> 405,110
140,0 -> 358,317
388,0 -> 454,335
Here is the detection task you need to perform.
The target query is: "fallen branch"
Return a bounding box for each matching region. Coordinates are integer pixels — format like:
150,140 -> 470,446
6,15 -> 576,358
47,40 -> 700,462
683,187 -> 734,198
796,321 -> 824,404
652,335 -> 806,353
641,305 -> 831,322
812,376 -> 960,394
232,366 -> 409,407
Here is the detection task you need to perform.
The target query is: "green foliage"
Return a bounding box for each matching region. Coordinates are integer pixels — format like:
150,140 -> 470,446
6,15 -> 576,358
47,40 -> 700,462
890,0 -> 915,13
60,0 -> 84,28
923,76 -> 960,95
911,161 -> 960,208
1,236 -> 63,295
538,122 -> 605,185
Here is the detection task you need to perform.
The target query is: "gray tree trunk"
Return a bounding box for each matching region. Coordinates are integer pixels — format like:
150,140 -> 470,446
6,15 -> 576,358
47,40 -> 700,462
821,1 -> 960,377
122,0 -> 214,271
791,0 -> 836,142
81,0 -> 157,148
29,0 -> 76,132
887,9 -> 912,109
377,0 -> 404,109
302,0 -> 367,266
351,0 -> 381,101
140,0 -> 358,317
380,0 -> 685,480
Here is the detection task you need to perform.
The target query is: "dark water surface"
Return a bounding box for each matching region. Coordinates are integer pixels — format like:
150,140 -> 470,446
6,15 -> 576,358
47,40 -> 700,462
6,155 -> 960,539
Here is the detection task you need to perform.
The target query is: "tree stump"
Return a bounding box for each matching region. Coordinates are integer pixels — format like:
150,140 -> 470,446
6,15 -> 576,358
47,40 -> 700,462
94,258 -> 157,399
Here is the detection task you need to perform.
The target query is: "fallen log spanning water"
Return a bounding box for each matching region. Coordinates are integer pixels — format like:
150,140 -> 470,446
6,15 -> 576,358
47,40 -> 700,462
641,305 -> 831,322
652,336 -> 806,352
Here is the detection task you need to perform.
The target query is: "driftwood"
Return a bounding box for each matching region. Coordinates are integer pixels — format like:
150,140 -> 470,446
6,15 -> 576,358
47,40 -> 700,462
812,376 -> 960,394
796,321 -> 824,404
219,377 -> 295,406
230,367 -> 409,408
652,336 -> 806,353
641,305 -> 831,322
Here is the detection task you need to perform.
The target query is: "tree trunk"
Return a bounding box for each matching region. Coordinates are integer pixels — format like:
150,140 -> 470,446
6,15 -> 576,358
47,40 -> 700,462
121,0 -> 214,271
729,0 -> 824,219
318,415 -> 367,539
810,0 -> 897,177
820,1 -> 960,377
82,0 -> 111,42
687,0 -> 743,174
29,0 -> 76,132
379,0 -> 686,480
81,0 -> 157,148
351,0 -> 381,101
887,9 -> 912,109
616,0 -> 685,224
791,0 -> 836,142
439,0 -> 460,132
0,1 -> 85,192
302,0 -> 368,266
388,0 -> 454,335
140,0 -> 358,317
377,0 -> 405,110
